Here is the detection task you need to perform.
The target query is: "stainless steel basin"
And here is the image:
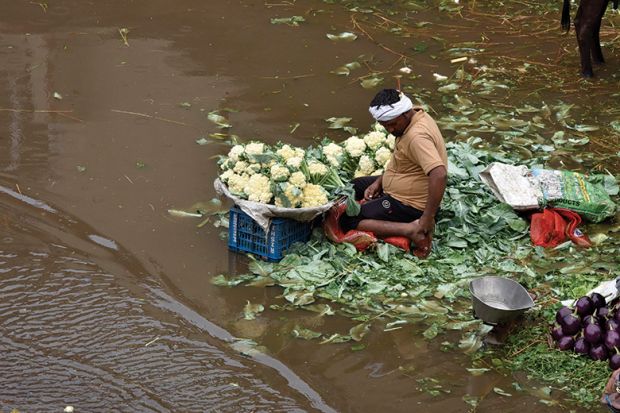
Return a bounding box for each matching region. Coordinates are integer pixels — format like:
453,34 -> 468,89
469,276 -> 535,325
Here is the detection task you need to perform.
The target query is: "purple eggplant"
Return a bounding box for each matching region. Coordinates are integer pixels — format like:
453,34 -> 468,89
556,306 -> 573,324
606,319 -> 619,332
551,325 -> 564,341
575,296 -> 594,317
584,322 -> 603,344
605,330 -> 620,350
590,293 -> 606,309
558,336 -> 575,351
597,307 -> 610,319
561,314 -> 582,336
582,315 -> 601,327
590,344 -> 609,361
611,351 -> 620,370
574,337 -> 590,355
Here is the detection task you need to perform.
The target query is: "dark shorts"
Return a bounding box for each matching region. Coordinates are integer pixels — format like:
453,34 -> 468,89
340,176 -> 424,232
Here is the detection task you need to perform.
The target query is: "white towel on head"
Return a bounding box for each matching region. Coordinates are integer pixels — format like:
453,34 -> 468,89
369,93 -> 413,121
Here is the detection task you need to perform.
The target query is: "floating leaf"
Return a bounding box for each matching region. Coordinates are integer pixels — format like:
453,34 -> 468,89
207,111 -> 232,129
284,290 -> 315,306
168,209 -> 203,218
493,387 -> 512,397
423,323 -> 440,340
349,323 -> 370,341
438,83 -> 460,93
243,301 -> 264,320
196,137 -> 209,145
53,92 -> 63,100
291,326 -> 322,340
466,368 -> 490,376
179,102 -> 192,109
325,117 -> 352,129
360,77 -> 383,89
230,338 -> 267,357
320,333 -> 352,344
326,32 -> 357,41
270,16 -> 305,26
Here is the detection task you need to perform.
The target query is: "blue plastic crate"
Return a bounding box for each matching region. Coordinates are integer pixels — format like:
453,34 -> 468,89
228,206 -> 312,262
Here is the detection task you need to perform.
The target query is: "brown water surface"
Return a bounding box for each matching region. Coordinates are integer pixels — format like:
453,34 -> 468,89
2,1 -> 617,412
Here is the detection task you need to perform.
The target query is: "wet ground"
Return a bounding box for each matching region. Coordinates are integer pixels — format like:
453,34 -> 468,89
1,1 -> 618,412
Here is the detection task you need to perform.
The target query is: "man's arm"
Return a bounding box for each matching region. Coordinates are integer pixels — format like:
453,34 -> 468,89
417,165 -> 447,234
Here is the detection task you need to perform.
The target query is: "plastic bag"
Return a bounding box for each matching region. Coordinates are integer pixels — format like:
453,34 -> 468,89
530,207 -> 592,248
532,169 -> 616,223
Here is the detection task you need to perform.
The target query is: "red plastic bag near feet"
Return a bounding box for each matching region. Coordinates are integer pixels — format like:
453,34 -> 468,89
530,208 -> 591,248
323,200 -> 376,251
323,199 -> 426,254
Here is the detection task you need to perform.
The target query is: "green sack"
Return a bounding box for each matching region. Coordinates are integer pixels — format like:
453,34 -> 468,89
532,169 -> 617,222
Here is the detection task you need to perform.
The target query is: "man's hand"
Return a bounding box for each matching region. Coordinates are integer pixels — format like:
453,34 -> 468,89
364,176 -> 383,200
416,215 -> 435,236
411,218 -> 434,240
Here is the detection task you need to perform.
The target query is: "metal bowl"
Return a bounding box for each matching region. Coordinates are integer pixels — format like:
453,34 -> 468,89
469,276 -> 535,325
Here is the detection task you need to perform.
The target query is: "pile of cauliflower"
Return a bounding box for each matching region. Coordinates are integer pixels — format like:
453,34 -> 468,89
218,124 -> 397,208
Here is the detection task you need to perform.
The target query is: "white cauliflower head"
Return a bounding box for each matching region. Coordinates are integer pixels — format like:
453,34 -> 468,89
358,155 -> 376,175
228,173 -> 250,196
220,169 -> 235,183
374,147 -> 392,166
276,144 -> 296,161
373,122 -> 387,133
322,142 -> 344,167
372,168 -> 383,176
227,145 -> 245,162
270,164 -> 290,182
219,157 -> 234,171
246,163 -> 262,176
386,134 -> 396,150
286,156 -> 303,169
344,136 -> 367,158
301,184 -> 329,208
275,184 -> 303,208
307,160 -> 328,177
244,174 -> 272,204
289,171 -> 307,188
245,142 -> 264,156
363,131 -> 386,151
233,160 -> 249,174
294,148 -> 305,158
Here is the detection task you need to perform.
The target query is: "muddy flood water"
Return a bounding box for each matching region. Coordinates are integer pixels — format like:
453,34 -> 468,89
1,1 -> 618,412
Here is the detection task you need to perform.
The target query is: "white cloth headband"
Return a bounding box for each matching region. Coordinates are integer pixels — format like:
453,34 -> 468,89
369,93 -> 413,121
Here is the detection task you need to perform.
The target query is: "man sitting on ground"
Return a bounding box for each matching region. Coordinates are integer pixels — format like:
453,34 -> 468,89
339,89 -> 448,258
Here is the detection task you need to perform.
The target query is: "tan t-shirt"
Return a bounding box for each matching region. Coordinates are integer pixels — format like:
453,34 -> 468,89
382,108 -> 448,211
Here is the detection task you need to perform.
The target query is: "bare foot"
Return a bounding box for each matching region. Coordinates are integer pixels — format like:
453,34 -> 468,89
406,221 -> 432,259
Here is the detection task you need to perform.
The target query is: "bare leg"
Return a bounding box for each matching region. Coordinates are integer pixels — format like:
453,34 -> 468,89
357,219 -> 432,258
357,219 -> 415,238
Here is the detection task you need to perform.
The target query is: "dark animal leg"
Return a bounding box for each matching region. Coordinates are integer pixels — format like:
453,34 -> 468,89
591,0 -> 609,64
574,6 -> 594,77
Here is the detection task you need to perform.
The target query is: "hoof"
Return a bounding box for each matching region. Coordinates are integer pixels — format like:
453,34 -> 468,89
581,71 -> 594,78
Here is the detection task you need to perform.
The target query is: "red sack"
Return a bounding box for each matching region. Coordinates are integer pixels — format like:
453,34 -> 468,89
323,199 -> 377,251
323,199 -> 414,253
530,208 -> 591,248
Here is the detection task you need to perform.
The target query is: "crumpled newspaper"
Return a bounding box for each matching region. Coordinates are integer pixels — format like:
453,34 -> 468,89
214,179 -> 334,232
479,162 -> 543,210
